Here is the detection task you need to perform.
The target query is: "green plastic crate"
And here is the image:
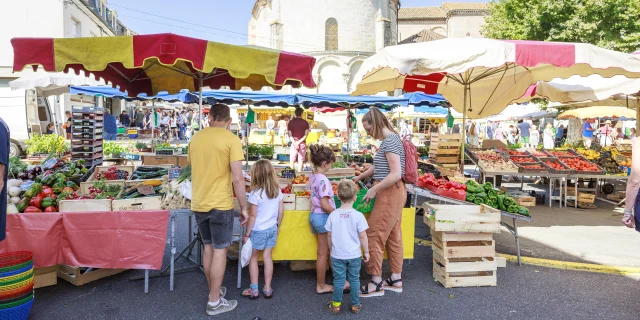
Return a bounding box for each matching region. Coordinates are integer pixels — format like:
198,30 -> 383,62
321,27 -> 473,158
334,189 -> 375,213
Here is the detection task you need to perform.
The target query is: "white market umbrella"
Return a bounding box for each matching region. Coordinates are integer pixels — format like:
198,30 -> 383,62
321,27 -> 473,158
352,37 -> 640,165
9,69 -> 106,97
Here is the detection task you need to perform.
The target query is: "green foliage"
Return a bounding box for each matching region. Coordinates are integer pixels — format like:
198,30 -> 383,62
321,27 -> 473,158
25,134 -> 68,155
507,142 -> 522,149
135,141 -> 148,150
259,145 -> 275,158
482,0 -> 640,53
247,144 -> 261,157
103,142 -> 128,158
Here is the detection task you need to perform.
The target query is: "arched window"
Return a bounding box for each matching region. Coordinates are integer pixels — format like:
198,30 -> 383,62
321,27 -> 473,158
325,18 -> 338,51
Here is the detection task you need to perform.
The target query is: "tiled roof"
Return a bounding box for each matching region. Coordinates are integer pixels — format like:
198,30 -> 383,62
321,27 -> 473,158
398,7 -> 446,19
399,3 -> 488,20
399,29 -> 447,44
441,2 -> 489,11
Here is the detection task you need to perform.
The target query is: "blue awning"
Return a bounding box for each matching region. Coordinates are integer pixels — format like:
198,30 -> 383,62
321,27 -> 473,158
197,90 -> 297,107
297,93 -> 408,109
70,86 -> 194,102
404,92 -> 449,107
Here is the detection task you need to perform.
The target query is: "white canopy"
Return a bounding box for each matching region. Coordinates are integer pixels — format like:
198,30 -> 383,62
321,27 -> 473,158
9,70 -> 106,97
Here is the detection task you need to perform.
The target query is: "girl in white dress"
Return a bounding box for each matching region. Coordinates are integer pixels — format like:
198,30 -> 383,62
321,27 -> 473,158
543,123 -> 555,149
529,125 -> 540,148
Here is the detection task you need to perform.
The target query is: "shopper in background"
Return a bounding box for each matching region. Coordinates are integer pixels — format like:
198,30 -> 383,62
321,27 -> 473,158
119,111 -> 131,128
170,111 -> 178,140
188,104 -> 247,316
543,123 -> 554,149
144,109 -> 151,130
45,123 -> 55,135
630,128 -> 637,140
599,120 -> 614,147
507,125 -> 516,145
135,109 -> 145,129
177,111 -> 186,140
518,119 -> 531,147
555,124 -> 565,147
486,120 -> 494,140
623,136 -> 640,232
277,116 -> 288,147
354,107 -> 405,298
64,111 -> 72,139
241,159 -> 283,300
160,111 -> 170,141
494,123 -> 505,141
103,109 -> 118,141
582,119 -> 595,148
288,108 -> 310,172
529,125 -> 540,148
468,122 -> 479,147
325,180 -> 369,315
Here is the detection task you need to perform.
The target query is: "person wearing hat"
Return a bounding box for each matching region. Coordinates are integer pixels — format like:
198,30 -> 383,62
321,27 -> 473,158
599,120 -> 614,147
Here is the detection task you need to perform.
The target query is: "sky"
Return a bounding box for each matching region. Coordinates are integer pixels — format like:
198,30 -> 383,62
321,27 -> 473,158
111,0 -> 488,45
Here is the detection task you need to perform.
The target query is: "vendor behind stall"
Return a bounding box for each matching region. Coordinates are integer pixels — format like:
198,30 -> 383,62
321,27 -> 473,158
288,107 -> 310,172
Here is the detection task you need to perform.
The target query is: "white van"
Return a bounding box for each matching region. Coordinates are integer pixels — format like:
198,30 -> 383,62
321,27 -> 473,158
0,81 -> 54,157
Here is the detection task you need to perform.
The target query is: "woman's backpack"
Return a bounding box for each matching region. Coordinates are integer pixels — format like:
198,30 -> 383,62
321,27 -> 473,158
402,135 -> 418,184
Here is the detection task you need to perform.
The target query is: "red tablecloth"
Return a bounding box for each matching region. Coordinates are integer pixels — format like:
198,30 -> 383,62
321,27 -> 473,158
0,210 -> 169,270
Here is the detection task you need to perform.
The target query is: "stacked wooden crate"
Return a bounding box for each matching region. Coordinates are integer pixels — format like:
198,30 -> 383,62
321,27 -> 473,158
423,204 -> 501,288
429,133 -> 462,168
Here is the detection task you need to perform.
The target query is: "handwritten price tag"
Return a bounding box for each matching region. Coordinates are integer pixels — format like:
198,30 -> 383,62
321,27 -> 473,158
136,185 -> 156,195
168,168 -> 182,180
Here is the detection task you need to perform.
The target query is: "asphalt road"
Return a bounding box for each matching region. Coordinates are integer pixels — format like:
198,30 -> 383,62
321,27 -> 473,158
30,214 -> 639,320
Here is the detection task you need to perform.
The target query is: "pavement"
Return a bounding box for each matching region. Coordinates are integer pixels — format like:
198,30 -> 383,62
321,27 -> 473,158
30,214 -> 640,320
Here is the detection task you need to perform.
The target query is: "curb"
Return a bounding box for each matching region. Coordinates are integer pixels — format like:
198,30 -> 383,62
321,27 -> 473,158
414,238 -> 640,276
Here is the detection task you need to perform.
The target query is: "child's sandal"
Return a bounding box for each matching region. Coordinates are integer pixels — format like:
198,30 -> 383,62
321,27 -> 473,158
327,302 -> 340,315
241,288 -> 259,300
351,304 -> 363,314
263,289 -> 273,299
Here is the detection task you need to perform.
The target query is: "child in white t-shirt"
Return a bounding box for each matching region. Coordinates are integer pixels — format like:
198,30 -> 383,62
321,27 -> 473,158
325,180 -> 369,315
242,159 -> 284,300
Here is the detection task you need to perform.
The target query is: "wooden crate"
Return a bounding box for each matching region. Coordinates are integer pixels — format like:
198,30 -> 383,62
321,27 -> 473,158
57,265 -> 126,286
578,193 -> 595,204
422,204 -> 501,233
431,231 -> 497,288
283,194 -> 296,211
429,134 -> 461,164
59,199 -> 112,212
34,265 -> 60,289
517,196 -> 536,207
79,180 -> 125,195
326,167 -> 355,178
177,155 -> 189,168
296,196 -> 311,211
142,155 -> 178,166
111,196 -> 162,211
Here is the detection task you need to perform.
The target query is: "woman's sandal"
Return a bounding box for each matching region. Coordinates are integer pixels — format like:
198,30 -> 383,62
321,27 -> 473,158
241,288 -> 259,300
327,302 -> 340,315
351,304 -> 363,314
263,288 -> 273,299
359,280 -> 384,298
383,278 -> 403,293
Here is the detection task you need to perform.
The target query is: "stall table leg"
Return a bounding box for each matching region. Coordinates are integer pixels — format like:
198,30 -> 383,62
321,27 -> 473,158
501,218 -> 521,266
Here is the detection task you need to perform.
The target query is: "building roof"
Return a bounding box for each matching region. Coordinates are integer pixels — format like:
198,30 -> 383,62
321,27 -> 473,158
398,7 -> 446,19
399,29 -> 447,44
399,2 -> 488,20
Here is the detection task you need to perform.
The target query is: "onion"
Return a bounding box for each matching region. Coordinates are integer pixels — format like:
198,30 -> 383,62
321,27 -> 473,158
8,187 -> 21,197
10,197 -> 20,204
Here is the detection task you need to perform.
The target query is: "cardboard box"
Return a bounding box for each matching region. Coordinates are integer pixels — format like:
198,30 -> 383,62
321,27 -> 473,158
111,196 -> 162,211
34,265 -> 60,289
59,199 -> 112,212
283,194 -> 296,211
517,196 -> 536,207
295,196 -> 311,211
57,265 -> 126,286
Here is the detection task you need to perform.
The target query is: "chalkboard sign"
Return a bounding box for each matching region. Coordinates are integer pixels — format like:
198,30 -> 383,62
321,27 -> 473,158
137,185 -> 156,195
168,168 -> 182,180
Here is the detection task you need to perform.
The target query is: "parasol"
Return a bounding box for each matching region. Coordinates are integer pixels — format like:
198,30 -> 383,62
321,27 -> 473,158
11,33 -> 316,129
352,37 -> 640,166
558,106 -> 636,120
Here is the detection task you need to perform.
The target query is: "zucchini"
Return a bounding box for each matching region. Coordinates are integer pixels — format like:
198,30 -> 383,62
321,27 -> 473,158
135,166 -> 165,173
125,192 -> 141,199
123,186 -> 138,196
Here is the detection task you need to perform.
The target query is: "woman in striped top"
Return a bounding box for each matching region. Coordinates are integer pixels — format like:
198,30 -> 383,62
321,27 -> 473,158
353,107 -> 406,298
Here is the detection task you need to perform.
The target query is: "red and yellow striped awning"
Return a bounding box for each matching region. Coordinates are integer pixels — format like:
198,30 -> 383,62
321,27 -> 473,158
12,33 -> 316,96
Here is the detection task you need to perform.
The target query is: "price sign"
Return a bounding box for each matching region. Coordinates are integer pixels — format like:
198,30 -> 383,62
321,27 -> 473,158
168,168 -> 182,180
41,158 -> 57,170
136,185 -> 156,196
615,155 -> 626,162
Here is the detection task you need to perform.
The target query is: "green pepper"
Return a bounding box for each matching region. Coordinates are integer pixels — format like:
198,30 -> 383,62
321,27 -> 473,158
497,194 -> 505,211
483,182 -> 493,192
55,173 -> 66,180
65,181 -> 78,190
24,183 -> 42,198
517,205 -> 530,216
17,197 -> 31,213
474,192 -> 487,199
52,182 -> 65,194
508,205 -> 518,213
41,197 -> 56,208
466,194 -> 476,202
473,198 -> 485,205
504,196 -> 516,207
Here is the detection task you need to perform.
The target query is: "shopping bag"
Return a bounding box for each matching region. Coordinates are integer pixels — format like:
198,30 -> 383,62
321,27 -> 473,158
241,238 -> 253,268
180,180 -> 192,200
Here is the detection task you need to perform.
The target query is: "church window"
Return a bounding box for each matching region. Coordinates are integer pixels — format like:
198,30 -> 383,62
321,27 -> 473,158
325,18 -> 338,51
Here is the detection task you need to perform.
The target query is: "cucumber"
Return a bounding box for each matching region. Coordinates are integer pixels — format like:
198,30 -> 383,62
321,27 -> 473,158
136,166 -> 165,173
125,192 -> 141,199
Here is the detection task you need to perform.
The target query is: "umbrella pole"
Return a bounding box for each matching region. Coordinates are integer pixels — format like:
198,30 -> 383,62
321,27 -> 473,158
151,100 -> 155,141
461,85 -> 468,174
635,97 -> 639,133
198,74 -> 204,130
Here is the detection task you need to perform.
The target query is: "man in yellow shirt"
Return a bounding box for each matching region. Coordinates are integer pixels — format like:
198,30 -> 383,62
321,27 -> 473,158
188,104 -> 247,316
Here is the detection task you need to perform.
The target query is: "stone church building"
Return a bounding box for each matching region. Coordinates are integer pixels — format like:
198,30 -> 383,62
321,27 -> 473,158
248,0 -> 487,93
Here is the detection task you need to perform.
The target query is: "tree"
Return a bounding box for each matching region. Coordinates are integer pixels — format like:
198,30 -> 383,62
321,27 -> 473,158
482,0 -> 640,53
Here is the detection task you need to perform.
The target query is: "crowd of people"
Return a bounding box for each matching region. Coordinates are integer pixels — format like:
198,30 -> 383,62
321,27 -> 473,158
188,105 -> 407,316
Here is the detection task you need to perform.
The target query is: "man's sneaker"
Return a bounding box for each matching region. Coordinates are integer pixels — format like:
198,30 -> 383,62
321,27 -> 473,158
206,298 -> 238,316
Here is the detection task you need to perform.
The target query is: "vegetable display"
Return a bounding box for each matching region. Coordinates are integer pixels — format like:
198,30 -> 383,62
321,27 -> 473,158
464,180 -> 530,217
130,166 -> 168,180
121,180 -> 164,199
560,157 -> 602,173
470,150 -> 518,173
511,157 -> 536,163
95,166 -> 130,180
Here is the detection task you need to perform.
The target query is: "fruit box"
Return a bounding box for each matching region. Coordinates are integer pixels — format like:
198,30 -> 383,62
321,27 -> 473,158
283,194 -> 296,211
58,199 -> 112,212
111,196 -> 162,211
79,180 -> 126,196
578,193 -> 596,204
422,204 -> 501,233
295,196 -> 311,211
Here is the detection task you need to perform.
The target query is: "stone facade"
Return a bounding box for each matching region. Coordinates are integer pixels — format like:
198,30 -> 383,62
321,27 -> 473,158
249,0 -> 399,93
398,2 -> 488,43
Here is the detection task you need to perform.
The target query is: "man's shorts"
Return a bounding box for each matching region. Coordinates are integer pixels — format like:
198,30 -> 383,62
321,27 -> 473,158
250,225 -> 278,250
520,136 -> 530,143
194,209 -> 235,249
309,213 -> 329,234
290,141 -> 307,163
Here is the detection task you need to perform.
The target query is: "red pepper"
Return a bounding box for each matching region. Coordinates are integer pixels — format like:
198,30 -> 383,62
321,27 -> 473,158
62,187 -> 74,194
24,206 -> 42,213
29,195 -> 43,209
44,206 -> 57,212
37,192 -> 48,199
42,186 -> 53,196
